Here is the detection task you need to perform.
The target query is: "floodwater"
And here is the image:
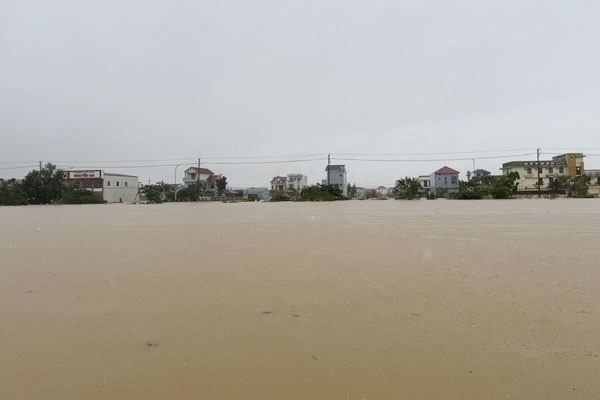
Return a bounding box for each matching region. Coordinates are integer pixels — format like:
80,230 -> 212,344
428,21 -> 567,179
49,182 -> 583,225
1,199 -> 600,399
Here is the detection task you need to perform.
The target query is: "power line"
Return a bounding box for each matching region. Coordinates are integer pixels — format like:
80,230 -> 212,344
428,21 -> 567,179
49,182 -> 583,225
0,165 -> 39,171
4,148 -> 598,165
203,157 -> 327,165
331,152 -> 537,163
47,153 -> 327,164
0,160 -> 39,165
333,148 -> 536,156
57,157 -> 327,170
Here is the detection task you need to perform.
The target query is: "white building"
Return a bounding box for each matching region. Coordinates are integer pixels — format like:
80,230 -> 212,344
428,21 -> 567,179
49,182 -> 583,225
325,165 -> 348,196
183,167 -> 214,185
376,186 -> 388,196
103,173 -> 139,203
271,176 -> 288,192
418,175 -> 431,191
65,170 -> 139,203
430,166 -> 460,197
183,167 -> 221,192
287,174 -> 308,190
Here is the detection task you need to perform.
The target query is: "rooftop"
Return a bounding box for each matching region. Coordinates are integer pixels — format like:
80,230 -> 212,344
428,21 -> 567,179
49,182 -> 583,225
434,166 -> 459,175
325,165 -> 346,172
103,172 -> 138,178
185,167 -> 215,175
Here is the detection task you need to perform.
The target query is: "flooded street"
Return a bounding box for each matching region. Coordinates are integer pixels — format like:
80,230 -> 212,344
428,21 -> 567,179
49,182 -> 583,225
1,200 -> 600,399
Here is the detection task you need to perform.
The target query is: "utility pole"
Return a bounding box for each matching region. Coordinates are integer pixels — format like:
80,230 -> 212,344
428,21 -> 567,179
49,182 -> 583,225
197,158 -> 201,202
39,161 -> 42,172
537,148 -> 541,198
174,164 -> 180,202
327,153 -> 331,185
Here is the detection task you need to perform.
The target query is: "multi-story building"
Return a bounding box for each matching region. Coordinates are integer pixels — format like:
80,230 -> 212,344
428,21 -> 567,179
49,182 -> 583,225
325,165 -> 348,196
430,166 -> 460,197
472,169 -> 491,178
501,153 -> 585,191
183,167 -> 220,192
270,176 -> 288,193
65,170 -> 139,203
287,174 -> 308,191
418,175 -> 431,191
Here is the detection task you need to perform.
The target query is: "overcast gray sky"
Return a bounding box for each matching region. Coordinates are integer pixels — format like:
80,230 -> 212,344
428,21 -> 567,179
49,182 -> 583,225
1,0 -> 599,187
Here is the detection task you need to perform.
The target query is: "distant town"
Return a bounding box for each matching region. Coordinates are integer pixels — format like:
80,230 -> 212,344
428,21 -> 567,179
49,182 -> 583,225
1,152 -> 599,205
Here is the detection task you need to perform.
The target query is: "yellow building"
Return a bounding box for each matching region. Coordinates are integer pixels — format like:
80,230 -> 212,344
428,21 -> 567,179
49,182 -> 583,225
501,153 -> 585,192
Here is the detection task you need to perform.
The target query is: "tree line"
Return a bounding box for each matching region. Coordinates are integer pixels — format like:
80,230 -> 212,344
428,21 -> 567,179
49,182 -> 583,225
139,176 -> 229,203
391,172 -> 594,200
270,184 -> 346,201
1,163 -> 105,206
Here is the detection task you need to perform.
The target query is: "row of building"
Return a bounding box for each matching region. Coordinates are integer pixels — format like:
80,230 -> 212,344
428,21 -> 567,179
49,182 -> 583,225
270,165 -> 349,196
62,152 -> 599,203
267,153 -> 600,199
416,152 -> 600,197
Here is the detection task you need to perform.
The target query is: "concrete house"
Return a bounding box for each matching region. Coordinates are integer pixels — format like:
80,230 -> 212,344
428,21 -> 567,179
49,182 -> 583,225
472,169 -> 491,178
270,176 -> 288,193
501,153 -> 585,192
325,165 -> 348,196
65,170 -> 139,203
376,186 -> 388,196
418,175 -> 432,191
287,174 -> 308,191
430,166 -> 459,197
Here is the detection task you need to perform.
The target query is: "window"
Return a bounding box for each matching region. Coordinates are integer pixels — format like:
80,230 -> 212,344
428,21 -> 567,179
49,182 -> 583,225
576,166 -> 581,176
549,177 -> 554,185
444,177 -> 448,185
116,181 -> 120,187
107,181 -> 111,187
451,176 -> 457,184
527,168 -> 532,174
548,167 -> 553,173
125,182 -> 128,187
559,167 -> 564,174
538,167 -> 543,174
190,173 -> 196,180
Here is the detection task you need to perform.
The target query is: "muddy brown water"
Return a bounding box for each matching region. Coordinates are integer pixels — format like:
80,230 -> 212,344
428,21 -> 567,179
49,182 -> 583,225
1,200 -> 599,399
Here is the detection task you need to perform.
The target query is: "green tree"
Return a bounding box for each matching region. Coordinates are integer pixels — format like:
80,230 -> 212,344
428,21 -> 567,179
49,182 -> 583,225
62,184 -> 105,204
568,175 -> 591,198
548,176 -> 569,194
0,179 -> 27,205
300,184 -> 344,201
454,179 -> 484,199
139,181 -> 174,203
393,177 -> 422,200
492,172 -> 520,199
216,176 -> 227,196
287,185 -> 301,201
177,181 -> 205,201
22,163 -> 66,204
269,191 -> 291,201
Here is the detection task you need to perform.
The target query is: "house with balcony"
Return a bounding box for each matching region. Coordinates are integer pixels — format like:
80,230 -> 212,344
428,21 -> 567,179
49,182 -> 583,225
418,175 -> 432,192
430,166 -> 460,197
183,167 -> 220,192
287,174 -> 308,191
270,176 -> 288,193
